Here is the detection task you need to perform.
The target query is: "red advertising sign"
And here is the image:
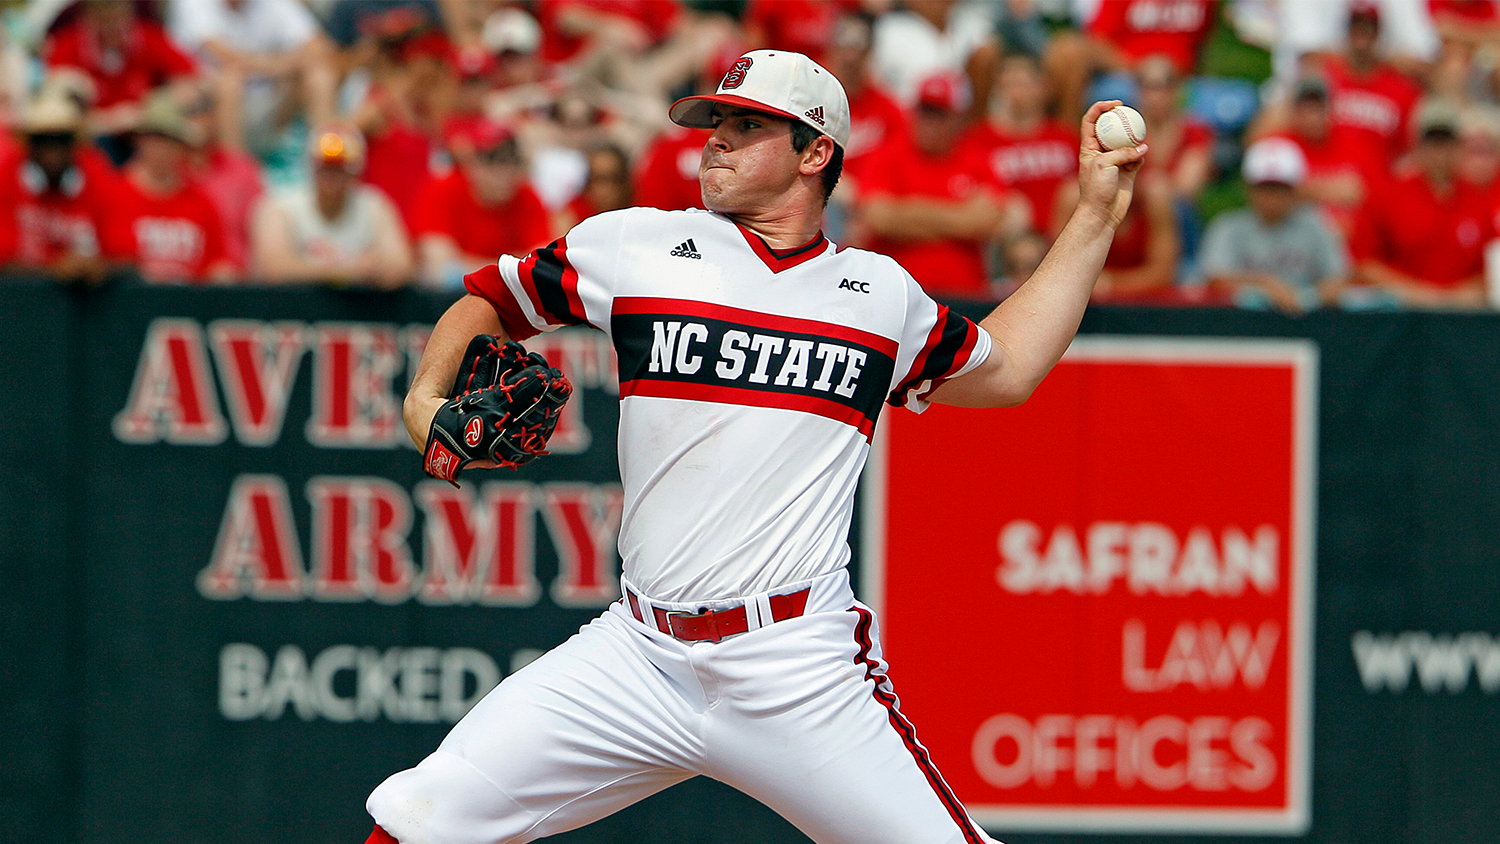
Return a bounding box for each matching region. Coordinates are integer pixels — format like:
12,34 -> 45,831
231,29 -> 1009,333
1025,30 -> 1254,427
864,337 -> 1316,834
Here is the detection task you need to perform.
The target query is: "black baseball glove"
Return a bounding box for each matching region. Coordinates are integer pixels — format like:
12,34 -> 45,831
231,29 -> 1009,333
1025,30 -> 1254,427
423,335 -> 573,485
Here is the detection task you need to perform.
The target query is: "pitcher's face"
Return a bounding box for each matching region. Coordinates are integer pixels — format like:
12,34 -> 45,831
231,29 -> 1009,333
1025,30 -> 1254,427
699,107 -> 802,215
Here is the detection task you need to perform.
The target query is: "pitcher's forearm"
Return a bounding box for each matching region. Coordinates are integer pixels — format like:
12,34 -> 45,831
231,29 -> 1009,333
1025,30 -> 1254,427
984,206 -> 1117,375
404,294 -> 507,448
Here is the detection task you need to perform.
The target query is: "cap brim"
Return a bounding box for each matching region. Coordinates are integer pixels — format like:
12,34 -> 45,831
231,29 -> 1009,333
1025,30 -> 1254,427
669,94 -> 805,131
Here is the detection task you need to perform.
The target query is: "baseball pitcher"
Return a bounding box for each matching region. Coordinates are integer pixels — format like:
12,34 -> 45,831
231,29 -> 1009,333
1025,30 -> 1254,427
367,49 -> 1146,844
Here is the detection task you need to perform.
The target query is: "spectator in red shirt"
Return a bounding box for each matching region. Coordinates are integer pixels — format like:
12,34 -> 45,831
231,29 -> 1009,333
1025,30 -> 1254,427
631,44 -> 747,212
1261,74 -> 1387,239
115,91 -> 234,284
556,143 -> 634,232
1088,0 -> 1217,74
820,10 -> 908,186
1132,53 -> 1214,264
43,0 -> 199,165
1053,171 -> 1180,303
413,119 -> 552,289
1045,0 -> 1216,119
963,52 -> 1077,233
633,125 -> 710,211
1135,55 -> 1214,205
0,91 -> 129,283
1459,107 -> 1500,190
857,72 -> 1026,300
345,7 -> 450,232
744,0 -> 861,62
1351,102 -> 1493,308
1318,2 -> 1425,165
1422,0 -> 1500,74
182,87 -> 264,276
535,0 -> 682,86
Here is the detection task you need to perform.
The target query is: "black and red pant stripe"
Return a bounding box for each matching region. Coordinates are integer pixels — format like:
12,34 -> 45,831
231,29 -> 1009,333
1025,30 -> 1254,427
851,606 -> 988,844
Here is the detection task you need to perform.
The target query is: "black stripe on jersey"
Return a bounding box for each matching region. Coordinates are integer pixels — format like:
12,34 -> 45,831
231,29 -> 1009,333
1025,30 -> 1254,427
887,307 -> 974,408
529,240 -> 589,326
613,311 -> 896,437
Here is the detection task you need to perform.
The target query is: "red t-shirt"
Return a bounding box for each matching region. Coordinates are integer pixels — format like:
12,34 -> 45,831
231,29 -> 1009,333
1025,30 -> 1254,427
537,0 -> 680,66
0,156 -> 129,266
1351,171 -> 1492,287
361,85 -> 434,231
43,18 -> 197,110
1268,126 -> 1386,237
744,0 -> 861,60
1088,0 -> 1216,73
1105,201 -> 1152,271
962,117 -> 1076,231
194,146 -> 265,272
843,82 -> 909,182
1428,0 -> 1500,25
860,136 -> 1005,298
634,126 -> 709,212
0,133 -> 22,171
413,170 -> 553,259
1320,56 -> 1423,162
114,175 -> 230,283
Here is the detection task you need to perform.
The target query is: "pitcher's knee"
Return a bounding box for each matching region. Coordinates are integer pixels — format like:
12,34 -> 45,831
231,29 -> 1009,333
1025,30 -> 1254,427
367,752 -> 535,844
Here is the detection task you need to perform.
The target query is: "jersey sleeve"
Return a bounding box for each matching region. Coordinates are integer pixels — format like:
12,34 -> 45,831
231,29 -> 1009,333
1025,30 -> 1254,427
886,270 -> 993,413
463,207 -> 629,341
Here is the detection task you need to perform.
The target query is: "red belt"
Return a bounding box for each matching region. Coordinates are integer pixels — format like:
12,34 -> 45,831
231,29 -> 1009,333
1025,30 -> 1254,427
625,586 -> 811,642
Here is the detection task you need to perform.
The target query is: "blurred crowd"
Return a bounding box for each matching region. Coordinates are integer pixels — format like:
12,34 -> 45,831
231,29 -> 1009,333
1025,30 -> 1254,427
2,0 -> 1500,313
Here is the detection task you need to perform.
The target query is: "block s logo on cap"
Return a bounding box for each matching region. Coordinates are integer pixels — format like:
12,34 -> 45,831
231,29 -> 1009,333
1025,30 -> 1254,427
721,57 -> 753,90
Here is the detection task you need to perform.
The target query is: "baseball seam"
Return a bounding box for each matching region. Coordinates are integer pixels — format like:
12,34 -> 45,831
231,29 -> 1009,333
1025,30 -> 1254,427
1096,109 -> 1140,149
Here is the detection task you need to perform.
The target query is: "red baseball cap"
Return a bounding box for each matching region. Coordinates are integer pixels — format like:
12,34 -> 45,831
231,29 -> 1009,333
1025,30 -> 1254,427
915,72 -> 972,113
1349,0 -> 1380,25
445,117 -> 515,153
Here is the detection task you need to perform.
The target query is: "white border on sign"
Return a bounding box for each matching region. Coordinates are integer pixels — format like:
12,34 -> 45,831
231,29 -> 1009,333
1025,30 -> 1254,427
860,335 -> 1318,837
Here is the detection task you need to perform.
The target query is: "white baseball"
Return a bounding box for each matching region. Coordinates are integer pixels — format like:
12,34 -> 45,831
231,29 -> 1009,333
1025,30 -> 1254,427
1094,105 -> 1146,151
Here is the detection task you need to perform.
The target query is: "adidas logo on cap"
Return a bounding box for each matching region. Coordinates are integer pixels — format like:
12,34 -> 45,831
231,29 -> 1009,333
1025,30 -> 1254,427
669,238 -> 702,259
804,105 -> 825,126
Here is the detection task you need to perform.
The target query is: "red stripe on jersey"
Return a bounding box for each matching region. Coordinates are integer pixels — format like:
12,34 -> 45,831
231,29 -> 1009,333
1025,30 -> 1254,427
613,297 -> 897,358
464,263 -> 542,341
895,308 -> 951,394
851,607 -> 987,844
620,378 -> 877,440
734,223 -> 831,273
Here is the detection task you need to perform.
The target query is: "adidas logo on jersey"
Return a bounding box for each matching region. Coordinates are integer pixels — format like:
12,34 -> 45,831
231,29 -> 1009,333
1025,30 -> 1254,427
669,239 -> 702,259
804,106 -> 825,127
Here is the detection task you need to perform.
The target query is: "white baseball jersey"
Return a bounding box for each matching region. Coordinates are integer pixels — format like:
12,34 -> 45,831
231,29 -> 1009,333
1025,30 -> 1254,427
370,207 -> 1005,844
466,207 -> 992,602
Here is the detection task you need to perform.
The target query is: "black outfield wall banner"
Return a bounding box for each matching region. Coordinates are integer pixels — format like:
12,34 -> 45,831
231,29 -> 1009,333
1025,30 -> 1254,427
2,280 -> 1498,844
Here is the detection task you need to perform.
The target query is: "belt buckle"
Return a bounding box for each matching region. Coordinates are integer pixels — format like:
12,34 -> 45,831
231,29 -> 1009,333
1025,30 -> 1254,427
667,607 -> 722,642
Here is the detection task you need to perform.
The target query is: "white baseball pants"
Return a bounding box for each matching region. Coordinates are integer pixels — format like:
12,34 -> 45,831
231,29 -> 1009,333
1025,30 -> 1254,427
366,570 -> 997,844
